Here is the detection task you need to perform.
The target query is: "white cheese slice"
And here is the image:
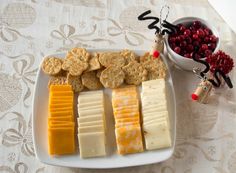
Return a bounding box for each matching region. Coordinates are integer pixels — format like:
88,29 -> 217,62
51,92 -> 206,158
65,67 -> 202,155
78,125 -> 104,133
78,108 -> 104,117
78,132 -> 106,158
78,120 -> 103,127
77,115 -> 103,123
143,121 -> 171,150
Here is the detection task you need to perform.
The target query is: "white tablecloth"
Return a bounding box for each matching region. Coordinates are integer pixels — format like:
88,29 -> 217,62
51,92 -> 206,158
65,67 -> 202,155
0,0 -> 236,172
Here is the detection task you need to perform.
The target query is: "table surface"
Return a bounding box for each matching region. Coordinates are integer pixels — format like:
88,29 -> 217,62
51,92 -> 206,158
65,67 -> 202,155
0,0 -> 236,173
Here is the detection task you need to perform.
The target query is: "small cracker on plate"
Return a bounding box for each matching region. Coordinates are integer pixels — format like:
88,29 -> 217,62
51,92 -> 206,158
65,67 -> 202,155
81,71 -> 103,90
67,74 -> 84,92
122,61 -> 147,85
99,52 -> 125,67
62,58 -> 88,76
140,52 -> 166,80
48,76 -> 67,87
120,49 -> 138,64
66,47 -> 90,62
100,66 -> 125,88
86,53 -> 101,72
41,57 -> 62,75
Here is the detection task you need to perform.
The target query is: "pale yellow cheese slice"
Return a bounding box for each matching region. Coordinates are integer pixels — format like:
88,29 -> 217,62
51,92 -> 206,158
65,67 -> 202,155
77,115 -> 103,123
78,132 -> 106,158
78,120 -> 103,127
78,125 -> 104,133
143,121 -> 171,150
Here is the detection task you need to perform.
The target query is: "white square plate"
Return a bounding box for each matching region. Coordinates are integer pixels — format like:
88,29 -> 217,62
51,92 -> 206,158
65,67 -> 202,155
32,49 -> 176,168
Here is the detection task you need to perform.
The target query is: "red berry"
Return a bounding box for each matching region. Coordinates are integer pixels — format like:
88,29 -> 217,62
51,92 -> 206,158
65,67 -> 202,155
184,53 -> 191,58
193,21 -> 201,29
205,49 -> 212,57
191,93 -> 199,100
209,35 -> 217,42
174,47 -> 181,54
184,29 -> 191,36
204,28 -> 210,36
153,50 -> 160,58
180,40 -> 187,48
204,36 -> 210,42
201,44 -> 208,50
192,34 -> 199,40
180,25 -> 186,33
197,29 -> 205,38
187,44 -> 194,52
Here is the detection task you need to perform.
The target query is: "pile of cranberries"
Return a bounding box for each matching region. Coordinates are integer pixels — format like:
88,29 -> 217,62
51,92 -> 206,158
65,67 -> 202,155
168,20 -> 218,59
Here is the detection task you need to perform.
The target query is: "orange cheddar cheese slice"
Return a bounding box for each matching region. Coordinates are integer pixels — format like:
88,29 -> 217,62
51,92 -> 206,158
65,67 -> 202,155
48,128 -> 75,155
49,106 -> 74,112
49,103 -> 73,109
48,116 -> 73,121
50,85 -> 72,91
50,111 -> 73,117
49,99 -> 73,105
50,91 -> 73,97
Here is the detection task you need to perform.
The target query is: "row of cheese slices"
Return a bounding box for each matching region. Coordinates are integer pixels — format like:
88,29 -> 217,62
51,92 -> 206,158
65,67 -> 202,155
48,85 -> 75,155
141,79 -> 171,150
112,86 -> 144,155
77,90 -> 106,158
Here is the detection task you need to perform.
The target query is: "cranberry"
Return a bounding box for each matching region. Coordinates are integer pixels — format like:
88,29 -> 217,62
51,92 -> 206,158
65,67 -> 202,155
208,43 -> 216,50
184,53 -> 191,58
180,25 -> 186,33
193,21 -> 202,29
169,37 -> 175,43
193,40 -> 200,47
187,44 -> 194,52
204,36 -> 209,42
185,37 -> 192,43
209,35 -> 217,42
192,34 -> 199,40
184,29 -> 191,36
204,28 -> 210,36
201,44 -> 208,50
174,47 -> 181,54
197,29 -> 205,38
205,49 -> 212,57
180,40 -> 187,47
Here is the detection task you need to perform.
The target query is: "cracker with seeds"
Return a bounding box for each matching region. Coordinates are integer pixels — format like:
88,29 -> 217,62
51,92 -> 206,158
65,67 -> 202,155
99,52 -> 125,67
67,74 -> 84,92
140,52 -> 154,63
66,47 -> 90,62
81,71 -> 103,90
41,57 -> 62,75
62,58 -> 88,76
86,53 -> 101,72
100,66 -> 125,88
120,49 -> 138,64
142,58 -> 166,80
48,76 -> 67,87
96,68 -> 105,78
122,61 -> 147,85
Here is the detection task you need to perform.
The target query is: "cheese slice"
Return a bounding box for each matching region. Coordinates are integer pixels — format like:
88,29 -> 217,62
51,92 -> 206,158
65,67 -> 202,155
114,107 -> 139,115
78,104 -> 103,111
78,108 -> 104,117
50,100 -> 73,105
143,121 -> 171,150
79,90 -> 103,96
78,125 -> 104,133
112,99 -> 139,108
114,111 -> 140,119
50,111 -> 73,117
115,117 -> 140,123
115,121 -> 139,128
114,105 -> 139,111
49,103 -> 73,109
48,116 -> 73,121
115,125 -> 143,155
51,91 -> 73,97
142,102 -> 167,111
49,107 -> 73,112
78,132 -> 106,158
78,120 -> 103,127
50,85 -> 72,91
78,96 -> 104,103
142,107 -> 167,115
77,115 -> 103,123
48,128 -> 75,155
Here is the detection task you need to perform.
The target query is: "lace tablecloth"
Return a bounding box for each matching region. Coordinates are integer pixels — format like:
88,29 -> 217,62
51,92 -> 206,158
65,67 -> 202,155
0,0 -> 236,172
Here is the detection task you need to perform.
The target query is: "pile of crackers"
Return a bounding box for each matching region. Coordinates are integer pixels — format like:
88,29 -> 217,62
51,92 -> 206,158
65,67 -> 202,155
41,48 -> 166,92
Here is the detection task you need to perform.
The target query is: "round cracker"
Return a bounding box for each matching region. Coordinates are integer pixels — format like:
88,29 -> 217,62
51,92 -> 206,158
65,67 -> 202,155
100,66 -> 125,88
66,47 -> 90,62
62,58 -> 88,76
99,52 -> 125,67
67,74 -> 84,92
120,49 -> 138,64
82,71 -> 103,90
142,58 -> 166,80
122,61 -> 147,85
41,57 -> 62,75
